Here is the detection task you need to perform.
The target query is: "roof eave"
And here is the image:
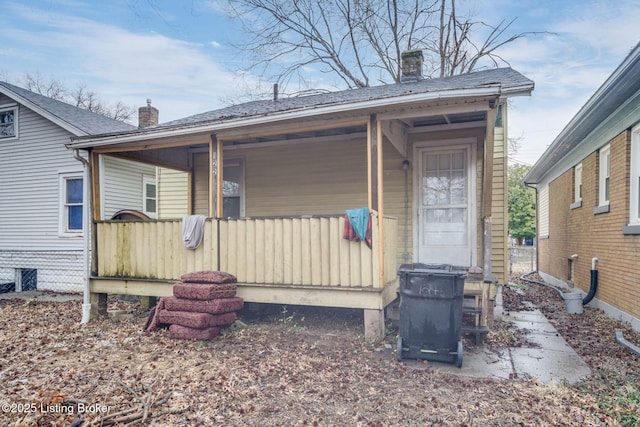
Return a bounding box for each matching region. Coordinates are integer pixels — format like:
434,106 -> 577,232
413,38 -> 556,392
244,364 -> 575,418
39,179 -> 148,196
525,43 -> 640,184
69,85 -> 522,149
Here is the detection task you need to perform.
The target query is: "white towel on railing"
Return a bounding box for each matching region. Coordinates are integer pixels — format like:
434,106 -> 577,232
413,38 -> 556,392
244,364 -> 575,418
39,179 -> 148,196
182,215 -> 206,249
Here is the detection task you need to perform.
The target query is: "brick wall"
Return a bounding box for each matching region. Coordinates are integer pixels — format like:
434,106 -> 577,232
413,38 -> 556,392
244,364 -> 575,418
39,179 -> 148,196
540,130 -> 640,321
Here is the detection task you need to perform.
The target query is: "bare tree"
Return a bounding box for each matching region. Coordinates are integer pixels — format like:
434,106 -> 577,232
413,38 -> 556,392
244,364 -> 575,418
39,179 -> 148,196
434,0 -> 534,76
18,75 -> 135,122
23,73 -> 66,100
225,0 -> 542,89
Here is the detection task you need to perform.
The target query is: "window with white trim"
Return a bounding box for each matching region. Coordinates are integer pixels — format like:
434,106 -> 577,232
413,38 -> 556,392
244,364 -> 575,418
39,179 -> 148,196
598,144 -> 611,207
59,172 -> 83,235
143,176 -> 157,218
630,126 -> 640,225
574,163 -> 583,204
0,106 -> 17,139
538,184 -> 549,238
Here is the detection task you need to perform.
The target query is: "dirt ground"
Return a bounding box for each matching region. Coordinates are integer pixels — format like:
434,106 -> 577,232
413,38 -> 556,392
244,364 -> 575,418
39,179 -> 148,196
1,276 -> 639,426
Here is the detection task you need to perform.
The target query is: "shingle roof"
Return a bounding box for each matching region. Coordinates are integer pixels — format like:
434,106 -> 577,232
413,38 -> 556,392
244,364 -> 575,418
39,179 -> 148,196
160,68 -> 533,128
0,81 -> 136,135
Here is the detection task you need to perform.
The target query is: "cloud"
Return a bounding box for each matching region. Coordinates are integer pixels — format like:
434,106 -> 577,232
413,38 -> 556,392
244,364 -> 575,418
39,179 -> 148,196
469,0 -> 640,164
1,2 -> 253,122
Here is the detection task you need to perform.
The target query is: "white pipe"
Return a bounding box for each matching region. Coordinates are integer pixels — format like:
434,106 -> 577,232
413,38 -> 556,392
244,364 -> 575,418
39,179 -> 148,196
73,149 -> 92,324
592,257 -> 599,270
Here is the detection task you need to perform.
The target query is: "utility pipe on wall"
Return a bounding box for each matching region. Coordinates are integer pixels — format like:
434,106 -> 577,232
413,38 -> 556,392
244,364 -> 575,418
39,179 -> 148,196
583,257 -> 598,306
402,159 -> 410,262
73,149 -> 92,324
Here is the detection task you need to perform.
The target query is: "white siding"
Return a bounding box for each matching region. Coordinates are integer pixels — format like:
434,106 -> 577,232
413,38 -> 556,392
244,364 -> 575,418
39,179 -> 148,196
157,167 -> 189,219
100,155 -> 156,219
0,98 -> 84,251
538,184 -> 549,237
0,96 -> 87,291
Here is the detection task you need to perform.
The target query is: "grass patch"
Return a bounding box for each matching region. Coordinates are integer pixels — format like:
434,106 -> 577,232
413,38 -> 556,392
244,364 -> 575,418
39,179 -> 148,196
505,282 -> 528,290
598,380 -> 640,426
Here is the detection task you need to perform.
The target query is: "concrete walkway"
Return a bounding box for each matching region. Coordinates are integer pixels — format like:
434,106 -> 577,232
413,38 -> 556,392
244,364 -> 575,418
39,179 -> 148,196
428,307 -> 592,384
400,295 -> 591,385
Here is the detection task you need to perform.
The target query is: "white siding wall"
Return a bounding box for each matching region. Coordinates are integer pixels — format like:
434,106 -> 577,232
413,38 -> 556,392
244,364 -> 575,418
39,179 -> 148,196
0,96 -> 86,292
100,155 -> 156,219
157,167 -> 189,219
0,97 -> 84,251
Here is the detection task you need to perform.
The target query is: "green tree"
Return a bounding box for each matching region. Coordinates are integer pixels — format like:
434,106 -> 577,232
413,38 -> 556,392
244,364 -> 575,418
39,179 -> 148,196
508,163 -> 535,243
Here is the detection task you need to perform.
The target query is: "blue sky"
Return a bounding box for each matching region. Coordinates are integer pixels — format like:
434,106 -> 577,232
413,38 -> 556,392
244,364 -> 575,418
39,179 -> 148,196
1,0 -> 639,165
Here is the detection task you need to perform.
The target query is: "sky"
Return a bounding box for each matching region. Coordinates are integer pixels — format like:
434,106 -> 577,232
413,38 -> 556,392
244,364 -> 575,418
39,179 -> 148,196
1,0 -> 639,165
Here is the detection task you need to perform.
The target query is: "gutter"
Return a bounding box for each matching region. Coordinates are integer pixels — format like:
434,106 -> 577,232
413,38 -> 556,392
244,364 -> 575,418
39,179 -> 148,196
72,149 -> 92,324
67,86 -> 527,149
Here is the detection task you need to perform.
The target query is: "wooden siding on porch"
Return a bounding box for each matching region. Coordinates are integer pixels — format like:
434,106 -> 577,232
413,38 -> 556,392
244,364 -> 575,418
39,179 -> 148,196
95,214 -> 397,288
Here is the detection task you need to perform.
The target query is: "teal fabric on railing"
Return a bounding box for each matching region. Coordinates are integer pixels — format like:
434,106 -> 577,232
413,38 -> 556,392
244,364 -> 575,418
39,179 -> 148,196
345,207 -> 370,241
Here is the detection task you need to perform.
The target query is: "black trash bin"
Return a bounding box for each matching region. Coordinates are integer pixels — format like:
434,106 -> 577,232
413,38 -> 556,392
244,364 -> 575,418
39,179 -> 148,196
396,263 -> 466,367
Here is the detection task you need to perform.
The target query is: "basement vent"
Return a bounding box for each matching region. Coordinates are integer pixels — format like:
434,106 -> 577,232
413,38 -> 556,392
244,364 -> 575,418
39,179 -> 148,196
19,268 -> 37,291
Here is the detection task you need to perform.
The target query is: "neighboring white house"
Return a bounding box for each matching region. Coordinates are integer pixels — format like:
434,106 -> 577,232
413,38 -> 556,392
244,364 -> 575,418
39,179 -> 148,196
0,81 -> 155,293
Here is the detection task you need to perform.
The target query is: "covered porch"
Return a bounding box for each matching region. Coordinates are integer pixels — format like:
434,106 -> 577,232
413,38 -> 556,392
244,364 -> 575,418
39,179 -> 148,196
75,86 -> 513,339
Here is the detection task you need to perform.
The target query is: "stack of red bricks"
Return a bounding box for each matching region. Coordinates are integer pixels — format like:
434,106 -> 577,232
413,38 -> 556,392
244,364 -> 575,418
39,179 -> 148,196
144,271 -> 244,340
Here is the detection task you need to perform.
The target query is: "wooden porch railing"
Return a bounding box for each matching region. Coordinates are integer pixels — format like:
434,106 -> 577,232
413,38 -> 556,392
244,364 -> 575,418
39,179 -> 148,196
95,213 -> 397,288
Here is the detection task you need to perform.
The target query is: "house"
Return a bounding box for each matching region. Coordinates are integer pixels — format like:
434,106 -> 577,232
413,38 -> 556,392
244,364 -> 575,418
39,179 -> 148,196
524,42 -> 640,330
67,55 -> 534,338
0,81 -> 157,293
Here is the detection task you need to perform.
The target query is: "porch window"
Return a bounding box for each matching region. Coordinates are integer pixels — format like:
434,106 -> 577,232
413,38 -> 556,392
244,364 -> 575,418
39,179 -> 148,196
0,106 -> 17,138
143,175 -> 157,218
595,144 -> 610,214
59,172 -> 83,235
223,159 -> 244,218
571,163 -> 582,209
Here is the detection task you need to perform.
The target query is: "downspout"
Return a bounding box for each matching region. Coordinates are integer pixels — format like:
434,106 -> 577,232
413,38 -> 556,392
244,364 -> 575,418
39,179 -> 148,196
583,257 -> 598,305
615,331 -> 640,356
73,149 -> 92,324
402,159 -> 410,262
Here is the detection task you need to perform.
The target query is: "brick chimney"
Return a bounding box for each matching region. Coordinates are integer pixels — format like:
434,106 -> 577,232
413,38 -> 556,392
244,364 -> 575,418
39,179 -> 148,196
400,50 -> 424,82
138,99 -> 159,128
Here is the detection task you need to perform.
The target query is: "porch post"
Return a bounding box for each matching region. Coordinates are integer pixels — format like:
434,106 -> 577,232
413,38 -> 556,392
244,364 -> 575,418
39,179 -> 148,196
368,115 -> 385,287
366,114 -> 386,340
89,150 -> 107,318
90,151 -> 101,222
215,136 -> 224,218
482,102 -> 498,282
209,135 -> 215,218
367,115 -> 377,211
376,118 -> 385,288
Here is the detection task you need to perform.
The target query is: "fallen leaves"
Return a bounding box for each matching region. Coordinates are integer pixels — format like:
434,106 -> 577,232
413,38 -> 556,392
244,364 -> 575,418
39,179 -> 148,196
0,292 -> 635,425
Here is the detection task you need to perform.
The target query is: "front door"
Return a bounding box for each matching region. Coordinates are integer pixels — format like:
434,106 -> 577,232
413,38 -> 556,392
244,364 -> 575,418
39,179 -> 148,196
417,145 -> 473,266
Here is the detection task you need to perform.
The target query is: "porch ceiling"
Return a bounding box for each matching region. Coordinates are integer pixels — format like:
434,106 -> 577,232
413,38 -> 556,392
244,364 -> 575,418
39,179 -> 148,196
94,105 -> 490,170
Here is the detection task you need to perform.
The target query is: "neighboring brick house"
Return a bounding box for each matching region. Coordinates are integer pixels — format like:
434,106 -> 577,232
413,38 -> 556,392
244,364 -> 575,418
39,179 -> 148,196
525,42 -> 640,330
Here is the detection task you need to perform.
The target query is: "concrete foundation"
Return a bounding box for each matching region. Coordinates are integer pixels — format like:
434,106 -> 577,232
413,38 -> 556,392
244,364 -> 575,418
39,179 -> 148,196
364,308 -> 385,341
